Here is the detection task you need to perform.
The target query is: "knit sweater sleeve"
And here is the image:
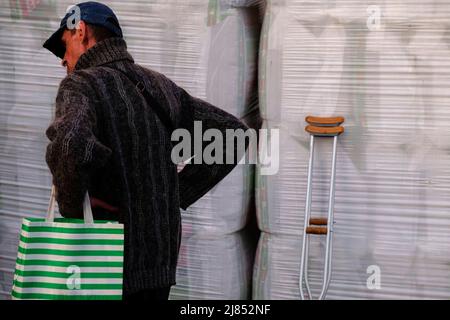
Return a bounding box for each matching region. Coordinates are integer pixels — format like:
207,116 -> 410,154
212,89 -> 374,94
45,73 -> 112,218
170,83 -> 250,210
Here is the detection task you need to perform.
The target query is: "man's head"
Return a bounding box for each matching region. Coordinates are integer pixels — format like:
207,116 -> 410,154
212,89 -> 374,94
60,21 -> 115,73
43,2 -> 123,74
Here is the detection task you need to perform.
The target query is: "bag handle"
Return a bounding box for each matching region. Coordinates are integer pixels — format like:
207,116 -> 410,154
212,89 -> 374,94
46,185 -> 94,224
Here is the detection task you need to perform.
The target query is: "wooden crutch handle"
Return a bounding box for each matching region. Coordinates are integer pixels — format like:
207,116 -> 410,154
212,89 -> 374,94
305,116 -> 345,127
309,218 -> 328,225
305,125 -> 344,136
306,226 -> 328,235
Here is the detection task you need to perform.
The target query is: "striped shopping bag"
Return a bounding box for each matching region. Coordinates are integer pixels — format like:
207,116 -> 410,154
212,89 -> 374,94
11,186 -> 124,300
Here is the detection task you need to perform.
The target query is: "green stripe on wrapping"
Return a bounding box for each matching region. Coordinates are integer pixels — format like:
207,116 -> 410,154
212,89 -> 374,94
15,270 -> 123,279
13,279 -> 122,290
11,290 -> 122,300
20,235 -> 124,246
16,258 -> 123,268
18,246 -> 123,257
21,224 -> 123,235
25,218 -> 119,224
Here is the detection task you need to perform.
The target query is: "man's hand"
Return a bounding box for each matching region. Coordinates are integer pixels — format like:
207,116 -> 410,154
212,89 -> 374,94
89,197 -> 119,213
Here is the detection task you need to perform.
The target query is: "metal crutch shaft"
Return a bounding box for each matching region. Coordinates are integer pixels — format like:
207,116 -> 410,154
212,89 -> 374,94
299,134 -> 315,300
319,135 -> 338,300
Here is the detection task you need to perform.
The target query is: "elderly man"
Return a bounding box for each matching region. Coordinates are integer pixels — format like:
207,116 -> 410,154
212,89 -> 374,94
43,1 -> 247,300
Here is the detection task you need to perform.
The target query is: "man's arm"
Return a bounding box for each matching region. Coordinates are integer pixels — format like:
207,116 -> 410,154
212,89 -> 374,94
45,73 -> 112,218
171,82 -> 250,210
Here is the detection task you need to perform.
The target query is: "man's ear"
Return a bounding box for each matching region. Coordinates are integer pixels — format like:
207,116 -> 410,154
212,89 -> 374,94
75,20 -> 88,43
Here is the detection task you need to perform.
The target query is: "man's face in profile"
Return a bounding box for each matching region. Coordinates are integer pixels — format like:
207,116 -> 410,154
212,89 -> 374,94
60,22 -> 91,74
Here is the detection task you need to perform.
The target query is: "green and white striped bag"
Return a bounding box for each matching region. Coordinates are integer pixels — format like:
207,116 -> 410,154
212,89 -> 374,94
11,186 -> 124,300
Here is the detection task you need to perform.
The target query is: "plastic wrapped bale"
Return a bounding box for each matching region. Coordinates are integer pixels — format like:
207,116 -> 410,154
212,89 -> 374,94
0,0 -> 263,299
0,0 -> 65,300
122,0 -> 264,298
254,0 -> 450,299
170,228 -> 253,300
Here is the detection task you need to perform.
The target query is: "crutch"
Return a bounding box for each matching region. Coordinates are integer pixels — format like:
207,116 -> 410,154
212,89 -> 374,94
299,116 -> 345,300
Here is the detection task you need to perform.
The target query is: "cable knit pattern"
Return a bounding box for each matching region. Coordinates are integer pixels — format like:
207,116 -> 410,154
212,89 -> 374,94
45,37 -> 248,294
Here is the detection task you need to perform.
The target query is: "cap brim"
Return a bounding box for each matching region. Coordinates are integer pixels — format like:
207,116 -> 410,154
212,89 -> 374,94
43,26 -> 66,59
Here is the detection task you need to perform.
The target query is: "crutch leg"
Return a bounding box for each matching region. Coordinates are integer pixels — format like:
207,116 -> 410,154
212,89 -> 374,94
299,134 -> 315,300
303,237 -> 313,299
319,135 -> 338,300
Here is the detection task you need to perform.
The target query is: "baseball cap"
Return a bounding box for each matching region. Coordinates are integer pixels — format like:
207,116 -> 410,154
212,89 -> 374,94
43,1 -> 123,59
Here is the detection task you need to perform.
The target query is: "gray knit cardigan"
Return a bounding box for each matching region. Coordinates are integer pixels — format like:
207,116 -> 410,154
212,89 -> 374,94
45,37 -> 248,295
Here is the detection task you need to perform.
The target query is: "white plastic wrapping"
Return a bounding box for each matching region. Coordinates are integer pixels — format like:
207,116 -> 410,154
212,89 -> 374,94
0,0 -> 262,299
0,0 -> 64,300
254,0 -> 450,299
170,228 -> 253,300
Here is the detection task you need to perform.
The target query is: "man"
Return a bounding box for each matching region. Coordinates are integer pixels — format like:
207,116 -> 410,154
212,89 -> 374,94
43,2 -> 248,301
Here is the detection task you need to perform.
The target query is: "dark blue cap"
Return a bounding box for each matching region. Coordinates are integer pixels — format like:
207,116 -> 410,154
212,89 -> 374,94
43,1 -> 123,59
